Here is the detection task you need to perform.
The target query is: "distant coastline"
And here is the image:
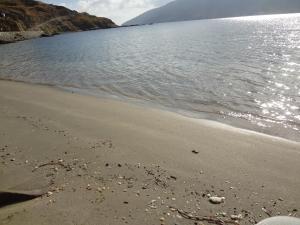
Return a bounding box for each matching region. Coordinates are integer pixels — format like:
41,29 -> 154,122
0,0 -> 117,44
124,0 -> 300,26
0,31 -> 45,44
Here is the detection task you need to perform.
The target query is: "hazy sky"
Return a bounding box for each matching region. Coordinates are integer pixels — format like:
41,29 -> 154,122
42,0 -> 172,24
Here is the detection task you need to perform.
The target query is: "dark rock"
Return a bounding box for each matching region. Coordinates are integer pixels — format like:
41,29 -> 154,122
170,175 -> 177,180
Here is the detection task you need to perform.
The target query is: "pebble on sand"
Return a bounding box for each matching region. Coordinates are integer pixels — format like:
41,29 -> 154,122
231,214 -> 243,220
160,217 -> 165,222
209,196 -> 225,204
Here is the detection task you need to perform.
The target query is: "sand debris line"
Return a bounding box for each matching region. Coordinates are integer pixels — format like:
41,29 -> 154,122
169,206 -> 240,225
32,160 -> 72,172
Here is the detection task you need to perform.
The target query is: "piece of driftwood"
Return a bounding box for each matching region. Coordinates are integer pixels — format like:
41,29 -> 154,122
262,207 -> 272,217
169,206 -> 240,225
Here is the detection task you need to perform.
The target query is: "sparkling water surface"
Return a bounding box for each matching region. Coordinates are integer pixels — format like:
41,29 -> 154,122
1,14 -> 299,141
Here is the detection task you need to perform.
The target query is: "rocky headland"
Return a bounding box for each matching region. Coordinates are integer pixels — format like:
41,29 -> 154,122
0,0 -> 117,44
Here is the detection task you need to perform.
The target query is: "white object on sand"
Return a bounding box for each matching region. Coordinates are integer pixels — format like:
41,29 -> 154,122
208,196 -> 225,204
257,216 -> 300,225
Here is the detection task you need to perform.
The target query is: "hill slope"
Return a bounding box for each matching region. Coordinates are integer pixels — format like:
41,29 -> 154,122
0,0 -> 116,37
124,0 -> 300,25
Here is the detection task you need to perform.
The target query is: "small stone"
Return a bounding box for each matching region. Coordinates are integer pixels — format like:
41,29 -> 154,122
170,175 -> 177,180
10,158 -> 15,162
82,163 -> 88,170
160,217 -> 165,222
47,191 -> 53,197
25,160 -> 29,164
118,182 -> 122,185
171,197 -> 176,201
209,196 -> 225,204
97,187 -> 102,192
192,150 -> 199,154
86,184 -> 92,190
123,201 -> 129,204
58,159 -> 63,163
176,214 -> 183,219
231,214 -> 243,220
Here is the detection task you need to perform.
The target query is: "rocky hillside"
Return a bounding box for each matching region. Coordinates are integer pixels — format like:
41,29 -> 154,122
124,0 -> 300,25
0,0 -> 117,35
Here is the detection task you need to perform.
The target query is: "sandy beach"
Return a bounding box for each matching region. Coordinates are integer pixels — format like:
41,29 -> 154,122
0,32 -> 44,44
0,80 -> 299,225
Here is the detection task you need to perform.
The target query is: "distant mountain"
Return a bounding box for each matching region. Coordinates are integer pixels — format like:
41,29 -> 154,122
0,0 -> 116,42
124,0 -> 300,25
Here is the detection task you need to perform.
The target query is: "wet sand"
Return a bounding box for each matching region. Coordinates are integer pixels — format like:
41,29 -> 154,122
0,80 -> 299,225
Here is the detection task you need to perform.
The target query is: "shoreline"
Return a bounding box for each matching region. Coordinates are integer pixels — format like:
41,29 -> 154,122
63,84 -> 300,145
1,77 -> 298,143
0,27 -> 119,45
0,31 -> 44,44
0,80 -> 299,225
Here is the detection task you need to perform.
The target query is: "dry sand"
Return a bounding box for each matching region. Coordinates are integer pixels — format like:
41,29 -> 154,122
0,80 -> 299,225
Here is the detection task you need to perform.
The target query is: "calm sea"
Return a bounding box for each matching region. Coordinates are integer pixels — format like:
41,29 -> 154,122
1,14 -> 299,141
